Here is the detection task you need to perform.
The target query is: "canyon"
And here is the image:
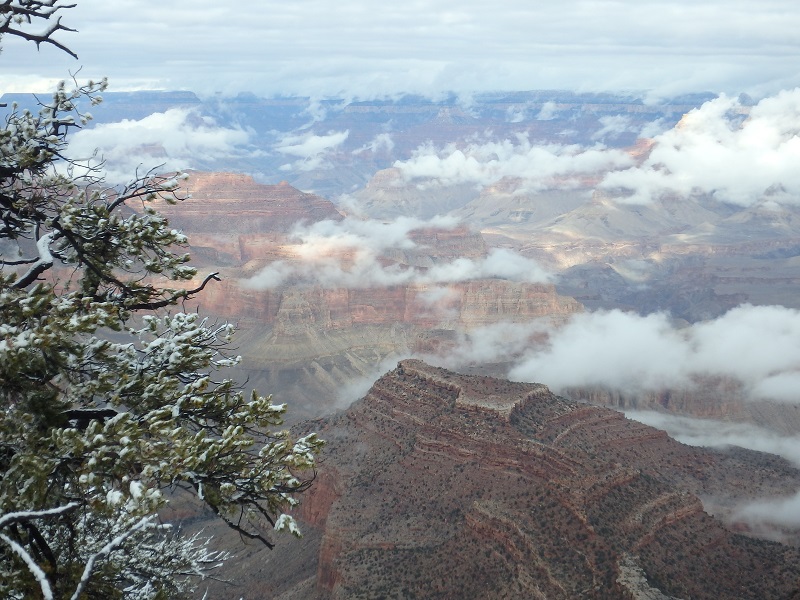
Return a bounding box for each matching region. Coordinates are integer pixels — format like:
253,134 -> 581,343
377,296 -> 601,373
201,361 -> 800,599
45,90 -> 800,596
163,171 -> 583,419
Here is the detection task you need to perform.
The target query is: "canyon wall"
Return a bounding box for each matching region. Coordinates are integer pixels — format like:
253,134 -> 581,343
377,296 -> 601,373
205,361 -> 800,599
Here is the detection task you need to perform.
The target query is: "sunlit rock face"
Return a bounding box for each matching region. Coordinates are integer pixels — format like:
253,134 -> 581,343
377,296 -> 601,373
205,361 -> 800,599
159,173 -> 582,419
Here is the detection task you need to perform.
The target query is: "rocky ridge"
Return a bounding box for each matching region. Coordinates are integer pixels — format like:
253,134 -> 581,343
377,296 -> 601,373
209,360 -> 800,599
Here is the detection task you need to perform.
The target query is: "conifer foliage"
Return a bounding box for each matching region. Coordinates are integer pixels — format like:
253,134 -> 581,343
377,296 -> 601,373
0,3 -> 322,597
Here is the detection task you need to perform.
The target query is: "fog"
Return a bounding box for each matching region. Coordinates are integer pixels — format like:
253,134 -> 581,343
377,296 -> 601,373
243,216 -> 551,290
506,306 -> 800,404
65,107 -> 257,184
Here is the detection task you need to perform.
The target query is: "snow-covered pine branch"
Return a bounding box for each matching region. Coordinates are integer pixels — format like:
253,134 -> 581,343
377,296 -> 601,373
0,17 -> 322,597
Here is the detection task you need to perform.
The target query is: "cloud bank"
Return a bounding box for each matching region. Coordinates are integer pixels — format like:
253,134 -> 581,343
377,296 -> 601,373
275,130 -> 349,172
394,135 -> 633,191
243,216 -> 551,289
4,0 -> 800,99
601,89 -> 800,205
509,305 -> 800,404
66,107 -> 255,184
626,411 -> 800,467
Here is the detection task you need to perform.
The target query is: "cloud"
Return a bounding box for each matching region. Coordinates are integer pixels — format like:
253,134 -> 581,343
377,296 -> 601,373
65,107 -> 255,183
353,133 -> 395,155
591,115 -> 636,141
275,129 -> 349,171
242,216 -> 551,290
625,411 -> 800,466
536,102 -> 559,121
600,89 -> 800,205
394,134 -> 633,190
509,310 -> 690,391
735,491 -> 800,528
509,304 -> 800,404
440,321 -> 551,365
3,0 -> 800,99
626,410 -> 800,529
336,355 -> 406,409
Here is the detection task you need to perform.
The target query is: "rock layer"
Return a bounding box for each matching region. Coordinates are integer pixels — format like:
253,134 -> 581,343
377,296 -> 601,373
215,361 -> 800,599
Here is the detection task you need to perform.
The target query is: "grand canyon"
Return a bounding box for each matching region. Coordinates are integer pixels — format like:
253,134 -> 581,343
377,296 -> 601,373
5,88 -> 800,598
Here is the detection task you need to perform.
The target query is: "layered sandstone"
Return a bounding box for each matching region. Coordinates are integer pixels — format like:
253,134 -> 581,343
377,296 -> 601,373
156,171 -> 343,234
194,279 -> 580,330
204,361 -> 800,599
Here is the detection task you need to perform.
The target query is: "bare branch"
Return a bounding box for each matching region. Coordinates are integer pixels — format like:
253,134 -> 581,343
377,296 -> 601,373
0,1 -> 78,58
126,272 -> 222,311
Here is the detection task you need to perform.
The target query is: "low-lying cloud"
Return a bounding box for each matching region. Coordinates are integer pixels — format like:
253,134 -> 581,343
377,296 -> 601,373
600,88 -> 800,205
627,410 -> 800,529
389,89 -> 800,209
275,129 -> 349,172
735,491 -> 800,528
626,411 -> 800,466
66,107 -> 255,184
393,134 -> 633,191
509,305 -> 800,404
353,133 -> 395,155
242,216 -> 551,290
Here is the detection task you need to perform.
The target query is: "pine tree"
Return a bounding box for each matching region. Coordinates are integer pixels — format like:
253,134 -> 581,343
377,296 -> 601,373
0,3 -> 322,597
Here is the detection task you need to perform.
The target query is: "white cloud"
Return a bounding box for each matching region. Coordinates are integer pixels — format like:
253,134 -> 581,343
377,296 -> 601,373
394,134 -> 633,190
242,216 -> 551,290
600,89 -> 800,206
625,411 -> 800,466
353,133 -> 395,155
442,321 -> 552,365
275,130 -> 349,172
3,0 -> 800,99
735,491 -> 800,528
535,102 -> 559,121
509,310 -> 690,391
509,305 -> 800,404
65,107 -> 254,183
591,115 -> 635,140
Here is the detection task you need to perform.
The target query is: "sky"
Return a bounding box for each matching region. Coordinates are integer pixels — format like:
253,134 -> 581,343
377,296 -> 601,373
2,0 -> 800,99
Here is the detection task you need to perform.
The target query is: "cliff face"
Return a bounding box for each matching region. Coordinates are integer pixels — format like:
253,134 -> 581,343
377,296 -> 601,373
224,361 -> 800,600
185,279 -> 581,420
155,173 -> 583,420
155,171 -> 344,235
147,171 -> 344,266
195,279 -> 580,330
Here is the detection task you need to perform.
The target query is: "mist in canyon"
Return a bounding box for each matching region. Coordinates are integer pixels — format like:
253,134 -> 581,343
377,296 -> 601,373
9,85 -> 800,597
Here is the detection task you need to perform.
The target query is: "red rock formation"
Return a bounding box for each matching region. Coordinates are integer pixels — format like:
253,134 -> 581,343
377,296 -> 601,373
217,361 -> 800,599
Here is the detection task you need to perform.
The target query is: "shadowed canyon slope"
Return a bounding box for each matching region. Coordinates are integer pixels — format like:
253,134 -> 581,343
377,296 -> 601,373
162,172 -> 582,419
159,170 -> 800,429
204,361 -> 800,599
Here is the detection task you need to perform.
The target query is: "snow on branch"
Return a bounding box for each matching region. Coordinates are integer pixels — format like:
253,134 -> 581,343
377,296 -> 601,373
12,231 -> 56,288
68,514 -> 157,600
0,501 -> 81,528
0,0 -> 78,58
0,532 -> 54,600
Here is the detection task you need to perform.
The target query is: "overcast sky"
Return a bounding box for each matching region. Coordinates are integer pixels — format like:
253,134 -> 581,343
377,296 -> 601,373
2,0 -> 800,99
